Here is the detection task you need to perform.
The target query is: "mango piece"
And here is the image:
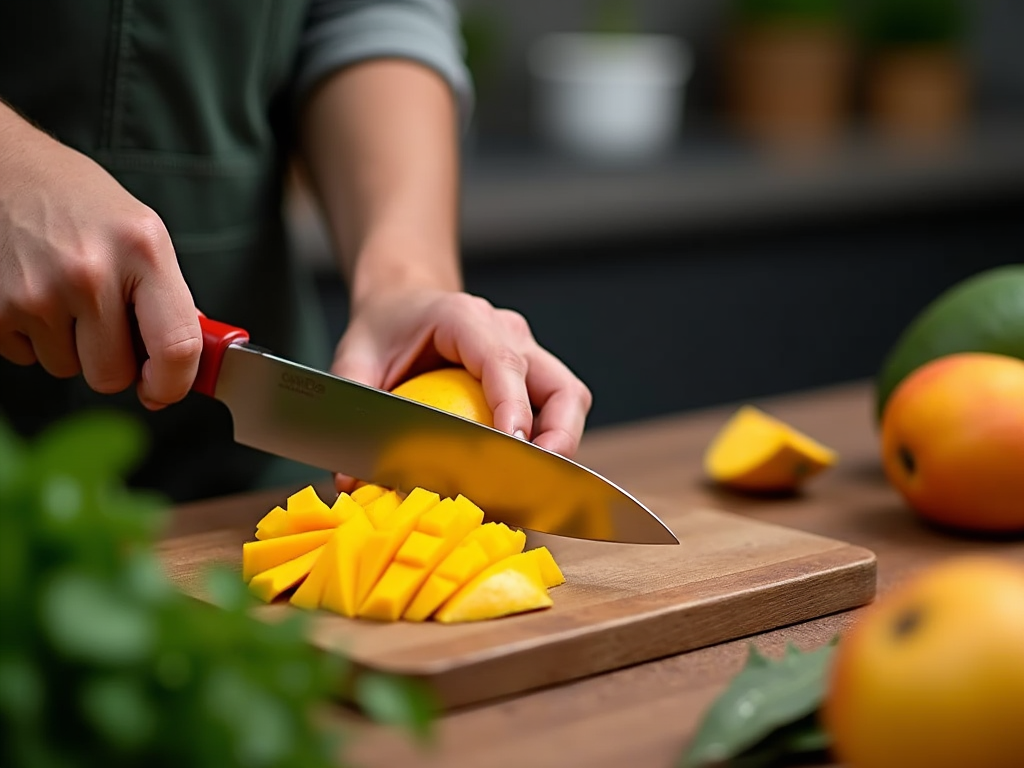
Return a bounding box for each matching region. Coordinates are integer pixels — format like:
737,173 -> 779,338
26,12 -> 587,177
359,495 -> 485,621
254,505 -> 293,540
350,483 -> 388,506
704,405 -> 837,493
289,533 -> 339,610
248,546 -> 325,603
284,485 -> 344,531
242,528 -> 335,582
353,493 -> 444,608
524,546 -> 565,588
404,522 -> 527,622
434,551 -> 552,624
320,510 -> 375,617
366,487 -> 437,530
329,492 -> 366,525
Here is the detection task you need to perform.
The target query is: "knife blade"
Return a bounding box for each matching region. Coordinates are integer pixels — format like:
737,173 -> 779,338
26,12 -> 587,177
190,316 -> 678,545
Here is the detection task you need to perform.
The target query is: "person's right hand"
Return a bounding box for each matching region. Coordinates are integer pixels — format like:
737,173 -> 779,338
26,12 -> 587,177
0,105 -> 202,410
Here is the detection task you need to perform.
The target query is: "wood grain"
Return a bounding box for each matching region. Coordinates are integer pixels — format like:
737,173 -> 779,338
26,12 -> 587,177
158,498 -> 875,709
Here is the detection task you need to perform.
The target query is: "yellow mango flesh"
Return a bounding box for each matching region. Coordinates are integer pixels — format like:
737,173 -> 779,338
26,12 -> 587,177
359,494 -> 485,621
355,494 -> 445,612
242,528 -> 334,582
249,546 -> 325,603
350,483 -> 387,506
254,505 -> 292,540
404,522 -> 527,622
320,510 -> 375,617
289,532 -> 339,610
704,405 -> 837,492
434,551 -> 552,624
240,485 -> 565,623
524,546 -> 566,588
285,485 -> 344,531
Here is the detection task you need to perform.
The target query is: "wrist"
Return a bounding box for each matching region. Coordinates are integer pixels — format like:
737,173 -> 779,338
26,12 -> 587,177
347,243 -> 462,311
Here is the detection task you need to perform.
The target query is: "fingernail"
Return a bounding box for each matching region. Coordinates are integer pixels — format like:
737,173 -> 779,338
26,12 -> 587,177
513,429 -> 527,441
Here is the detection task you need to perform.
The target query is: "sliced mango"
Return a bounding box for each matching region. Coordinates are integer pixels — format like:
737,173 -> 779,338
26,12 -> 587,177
285,485 -> 342,531
320,510 -> 375,617
404,522 -> 527,622
289,533 -> 338,610
355,495 -> 444,610
366,487 -> 436,530
241,485 -> 567,624
704,405 -> 837,493
248,546 -> 325,603
360,494 -> 485,621
242,528 -> 335,582
254,505 -> 293,540
434,551 -> 552,624
350,483 -> 388,506
524,546 -> 566,588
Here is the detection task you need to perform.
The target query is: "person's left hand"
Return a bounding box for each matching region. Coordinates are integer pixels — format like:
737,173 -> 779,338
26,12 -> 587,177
328,286 -> 593,493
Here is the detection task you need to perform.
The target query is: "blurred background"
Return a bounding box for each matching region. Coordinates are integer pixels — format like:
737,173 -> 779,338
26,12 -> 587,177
290,0 -> 1024,430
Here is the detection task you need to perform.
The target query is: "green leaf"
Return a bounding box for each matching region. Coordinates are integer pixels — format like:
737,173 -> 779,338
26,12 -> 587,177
30,410 -> 147,484
40,572 -> 154,665
79,674 -> 156,751
355,672 -> 437,744
0,654 -> 44,722
681,639 -> 838,768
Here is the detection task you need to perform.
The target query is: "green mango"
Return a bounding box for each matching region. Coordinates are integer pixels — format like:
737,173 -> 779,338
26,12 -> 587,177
875,265 -> 1024,422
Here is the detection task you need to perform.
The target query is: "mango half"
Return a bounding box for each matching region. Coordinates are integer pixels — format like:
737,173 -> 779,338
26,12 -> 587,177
241,485 -> 564,623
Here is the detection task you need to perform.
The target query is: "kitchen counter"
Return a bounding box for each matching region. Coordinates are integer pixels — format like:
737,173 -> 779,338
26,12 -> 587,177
166,380 -> 1024,768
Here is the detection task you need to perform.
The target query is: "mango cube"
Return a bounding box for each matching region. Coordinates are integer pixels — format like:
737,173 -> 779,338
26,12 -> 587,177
359,495 -> 485,621
434,551 -> 552,624
242,528 -> 334,582
350,483 -> 388,506
248,546 -> 325,603
320,510 -> 375,617
404,522 -> 527,622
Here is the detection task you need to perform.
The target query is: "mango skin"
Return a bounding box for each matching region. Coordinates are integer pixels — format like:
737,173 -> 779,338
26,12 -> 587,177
880,352 -> 1024,533
875,265 -> 1024,422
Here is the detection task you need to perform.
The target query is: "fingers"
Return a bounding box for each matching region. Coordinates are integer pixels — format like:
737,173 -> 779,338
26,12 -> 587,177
432,298 -> 534,438
15,314 -> 81,378
525,349 -> 593,459
126,217 -> 202,409
74,300 -> 136,394
0,330 -> 36,366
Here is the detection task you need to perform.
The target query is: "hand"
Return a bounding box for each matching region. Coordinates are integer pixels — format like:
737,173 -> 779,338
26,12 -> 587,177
0,106 -> 202,409
329,287 -> 593,492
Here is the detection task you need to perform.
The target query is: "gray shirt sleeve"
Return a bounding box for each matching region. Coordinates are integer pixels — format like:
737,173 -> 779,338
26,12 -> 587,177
292,0 -> 474,130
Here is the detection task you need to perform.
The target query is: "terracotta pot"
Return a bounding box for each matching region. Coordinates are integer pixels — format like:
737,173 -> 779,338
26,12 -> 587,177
866,47 -> 970,147
723,24 -> 854,153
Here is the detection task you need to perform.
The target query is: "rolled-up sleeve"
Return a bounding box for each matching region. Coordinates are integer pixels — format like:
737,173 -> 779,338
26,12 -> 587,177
292,0 -> 474,129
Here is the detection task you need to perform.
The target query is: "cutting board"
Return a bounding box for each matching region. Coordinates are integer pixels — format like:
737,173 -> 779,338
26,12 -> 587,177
158,494 -> 876,710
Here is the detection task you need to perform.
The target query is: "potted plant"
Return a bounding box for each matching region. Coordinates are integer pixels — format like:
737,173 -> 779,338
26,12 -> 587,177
860,0 -> 971,147
721,0 -> 854,153
527,0 -> 694,165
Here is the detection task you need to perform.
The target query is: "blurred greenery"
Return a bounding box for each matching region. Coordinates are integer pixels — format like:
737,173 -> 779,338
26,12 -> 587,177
732,0 -> 848,25
0,409 -> 437,768
859,0 -> 969,49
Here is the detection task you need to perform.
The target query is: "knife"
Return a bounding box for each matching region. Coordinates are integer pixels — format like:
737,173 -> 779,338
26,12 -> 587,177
189,315 -> 678,545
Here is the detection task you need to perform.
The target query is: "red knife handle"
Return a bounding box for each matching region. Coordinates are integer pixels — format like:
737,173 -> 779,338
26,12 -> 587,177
193,315 -> 250,397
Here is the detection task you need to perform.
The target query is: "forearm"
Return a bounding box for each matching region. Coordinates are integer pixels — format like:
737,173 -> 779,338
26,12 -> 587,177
298,59 -> 463,308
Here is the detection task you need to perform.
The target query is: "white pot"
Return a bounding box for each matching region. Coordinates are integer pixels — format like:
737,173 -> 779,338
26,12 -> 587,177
528,33 -> 693,164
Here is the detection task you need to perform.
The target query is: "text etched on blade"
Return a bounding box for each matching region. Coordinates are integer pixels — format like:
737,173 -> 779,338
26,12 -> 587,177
279,371 -> 325,398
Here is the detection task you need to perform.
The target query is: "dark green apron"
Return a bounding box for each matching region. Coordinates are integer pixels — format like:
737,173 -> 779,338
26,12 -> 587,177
0,0 -> 336,502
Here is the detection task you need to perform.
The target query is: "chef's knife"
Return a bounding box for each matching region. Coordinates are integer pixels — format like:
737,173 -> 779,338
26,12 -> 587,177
190,315 -> 678,545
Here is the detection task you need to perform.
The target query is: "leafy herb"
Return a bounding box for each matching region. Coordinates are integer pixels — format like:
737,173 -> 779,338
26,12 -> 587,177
0,408 -> 435,768
680,639 -> 838,768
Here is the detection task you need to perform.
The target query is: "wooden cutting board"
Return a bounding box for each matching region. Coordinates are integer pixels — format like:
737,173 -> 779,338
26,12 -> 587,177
158,494 -> 876,710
